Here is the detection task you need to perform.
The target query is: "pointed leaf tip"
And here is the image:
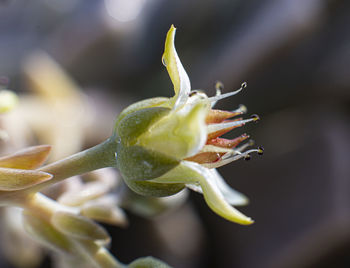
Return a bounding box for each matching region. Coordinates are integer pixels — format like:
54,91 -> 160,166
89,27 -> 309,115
0,168 -> 52,191
23,211 -> 75,255
0,145 -> 51,170
51,211 -> 110,243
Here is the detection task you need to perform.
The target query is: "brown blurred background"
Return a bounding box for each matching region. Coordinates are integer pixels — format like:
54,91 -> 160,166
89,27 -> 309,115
0,0 -> 349,267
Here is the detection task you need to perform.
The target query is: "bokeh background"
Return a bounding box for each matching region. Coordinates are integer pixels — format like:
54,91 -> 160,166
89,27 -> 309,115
1,0 -> 350,267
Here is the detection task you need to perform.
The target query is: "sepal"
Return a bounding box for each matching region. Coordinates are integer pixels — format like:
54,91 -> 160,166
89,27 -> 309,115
128,256 -> 173,268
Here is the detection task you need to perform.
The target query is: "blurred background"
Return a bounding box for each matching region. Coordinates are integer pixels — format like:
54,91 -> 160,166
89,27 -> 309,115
0,0 -> 350,267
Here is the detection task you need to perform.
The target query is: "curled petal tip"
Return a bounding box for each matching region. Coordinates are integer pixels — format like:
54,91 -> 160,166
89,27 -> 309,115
163,24 -> 191,107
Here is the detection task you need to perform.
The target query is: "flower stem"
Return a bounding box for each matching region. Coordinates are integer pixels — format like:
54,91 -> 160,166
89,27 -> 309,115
26,137 -> 118,194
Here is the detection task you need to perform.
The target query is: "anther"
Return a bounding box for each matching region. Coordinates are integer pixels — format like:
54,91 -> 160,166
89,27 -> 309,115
233,104 -> 247,114
244,154 -> 251,161
208,84 -> 244,103
241,82 -> 247,89
248,139 -> 255,146
215,81 -> 224,91
257,146 -> 264,155
189,91 -> 197,97
250,114 -> 260,123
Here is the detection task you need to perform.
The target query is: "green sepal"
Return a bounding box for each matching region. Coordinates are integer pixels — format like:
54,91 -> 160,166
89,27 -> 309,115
123,179 -> 184,197
116,107 -> 170,145
128,256 -> 173,268
117,144 -> 179,181
114,97 -> 170,130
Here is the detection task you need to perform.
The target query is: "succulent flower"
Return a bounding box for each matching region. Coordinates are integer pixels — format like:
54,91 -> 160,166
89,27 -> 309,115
115,25 -> 263,225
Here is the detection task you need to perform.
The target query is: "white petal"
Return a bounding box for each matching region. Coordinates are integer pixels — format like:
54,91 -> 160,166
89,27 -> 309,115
209,169 -> 248,206
153,161 -> 253,225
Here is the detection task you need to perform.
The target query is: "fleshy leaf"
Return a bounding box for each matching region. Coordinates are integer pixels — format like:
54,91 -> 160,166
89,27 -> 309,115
162,25 -> 191,108
81,204 -> 128,227
0,145 -> 51,170
0,167 -> 52,191
51,211 -> 110,243
57,182 -> 110,207
22,211 -> 76,255
153,161 -> 253,225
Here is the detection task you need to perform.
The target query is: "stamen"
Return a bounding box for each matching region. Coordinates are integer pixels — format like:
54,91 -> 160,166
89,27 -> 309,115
207,117 -> 257,135
202,148 -> 261,169
208,82 -> 247,103
250,114 -> 260,123
185,152 -> 221,164
244,154 -> 251,161
206,134 -> 250,148
211,83 -> 222,108
215,81 -> 224,91
201,145 -> 233,154
235,139 -> 255,153
232,104 -> 247,114
257,146 -> 264,155
205,109 -> 242,124
206,118 -> 242,140
186,145 -> 234,164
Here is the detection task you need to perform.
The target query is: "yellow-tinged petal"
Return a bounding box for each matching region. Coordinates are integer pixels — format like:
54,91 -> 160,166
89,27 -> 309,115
209,169 -> 248,206
162,25 -> 191,108
0,167 -> 52,191
138,100 -> 208,160
0,90 -> 18,113
0,145 -> 51,170
153,161 -> 253,225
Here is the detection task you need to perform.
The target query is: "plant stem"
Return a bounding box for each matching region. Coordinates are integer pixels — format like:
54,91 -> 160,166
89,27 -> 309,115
26,137 -> 118,194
